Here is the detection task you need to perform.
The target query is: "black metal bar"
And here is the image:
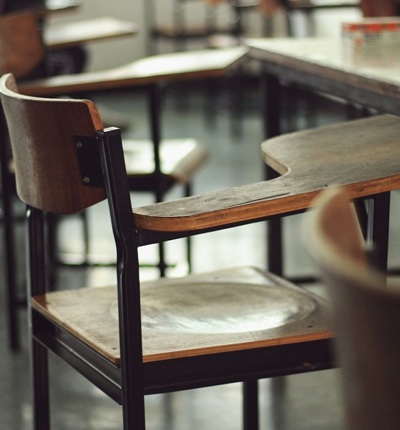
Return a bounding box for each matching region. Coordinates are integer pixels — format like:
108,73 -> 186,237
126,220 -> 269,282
262,72 -> 283,275
28,207 -> 51,430
369,192 -> 391,273
33,322 -> 122,404
185,182 -> 193,273
143,338 -> 334,394
243,380 -> 259,430
0,108 -> 20,350
148,84 -> 169,276
98,128 -> 146,430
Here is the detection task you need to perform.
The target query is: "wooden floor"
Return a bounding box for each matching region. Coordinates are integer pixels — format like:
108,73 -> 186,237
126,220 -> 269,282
2,78 -> 400,429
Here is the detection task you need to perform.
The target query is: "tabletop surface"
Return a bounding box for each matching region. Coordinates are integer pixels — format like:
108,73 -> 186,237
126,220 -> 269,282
45,17 -> 138,49
247,37 -> 400,100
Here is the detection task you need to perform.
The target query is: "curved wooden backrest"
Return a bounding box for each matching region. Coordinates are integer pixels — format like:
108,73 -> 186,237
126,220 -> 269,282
0,10 -> 45,79
305,187 -> 400,430
0,73 -> 107,214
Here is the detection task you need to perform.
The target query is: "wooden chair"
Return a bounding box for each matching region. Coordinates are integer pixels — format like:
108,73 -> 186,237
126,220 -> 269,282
0,72 -> 335,430
304,187 -> 400,430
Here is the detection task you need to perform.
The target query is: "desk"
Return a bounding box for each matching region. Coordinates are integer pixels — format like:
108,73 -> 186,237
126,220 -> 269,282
247,37 -> 400,275
248,37 -> 400,136
44,17 -> 138,50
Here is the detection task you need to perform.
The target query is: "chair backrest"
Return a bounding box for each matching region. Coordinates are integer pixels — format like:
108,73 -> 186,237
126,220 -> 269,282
0,10 -> 45,79
305,187 -> 400,430
0,73 -> 106,214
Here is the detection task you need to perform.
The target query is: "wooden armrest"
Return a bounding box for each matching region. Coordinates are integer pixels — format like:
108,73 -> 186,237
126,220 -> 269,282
132,180 -> 305,232
19,47 -> 247,96
133,115 -> 400,233
45,17 -> 138,50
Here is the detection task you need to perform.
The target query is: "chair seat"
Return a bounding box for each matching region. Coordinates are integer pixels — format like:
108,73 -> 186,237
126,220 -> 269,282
32,266 -> 332,366
123,138 -> 209,184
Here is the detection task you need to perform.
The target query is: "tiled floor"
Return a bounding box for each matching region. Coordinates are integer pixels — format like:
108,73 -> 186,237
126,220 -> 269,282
2,77 -> 399,429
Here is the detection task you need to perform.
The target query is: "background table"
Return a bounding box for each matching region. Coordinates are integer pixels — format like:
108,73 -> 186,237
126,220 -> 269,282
248,37 -> 400,136
247,37 -> 400,275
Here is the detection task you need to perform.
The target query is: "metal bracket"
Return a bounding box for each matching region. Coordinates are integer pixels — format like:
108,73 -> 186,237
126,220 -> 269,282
74,134 -> 104,187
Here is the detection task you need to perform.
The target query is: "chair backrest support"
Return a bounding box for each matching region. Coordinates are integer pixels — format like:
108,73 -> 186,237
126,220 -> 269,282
0,73 -> 107,214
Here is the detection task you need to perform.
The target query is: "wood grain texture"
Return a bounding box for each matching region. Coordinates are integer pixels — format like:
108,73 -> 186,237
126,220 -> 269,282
132,114 -> 400,232
0,74 -> 106,214
45,17 -> 137,50
19,47 -> 248,96
0,11 -> 45,79
32,267 -> 332,365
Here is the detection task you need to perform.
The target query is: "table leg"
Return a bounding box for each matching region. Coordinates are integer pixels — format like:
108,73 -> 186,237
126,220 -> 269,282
369,192 -> 391,273
262,72 -> 283,276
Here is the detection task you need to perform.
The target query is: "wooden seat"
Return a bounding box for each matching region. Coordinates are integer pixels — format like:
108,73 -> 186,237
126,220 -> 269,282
0,72 -> 334,430
304,187 -> 400,430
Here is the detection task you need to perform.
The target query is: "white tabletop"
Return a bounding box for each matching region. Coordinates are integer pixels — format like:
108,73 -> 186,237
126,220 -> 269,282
247,37 -> 400,113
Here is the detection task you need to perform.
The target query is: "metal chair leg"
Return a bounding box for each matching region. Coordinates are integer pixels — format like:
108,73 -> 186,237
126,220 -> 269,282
32,338 -> 51,430
0,111 -> 20,351
243,380 -> 259,430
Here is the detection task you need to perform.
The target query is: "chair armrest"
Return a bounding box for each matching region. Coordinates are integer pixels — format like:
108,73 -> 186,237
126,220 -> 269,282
133,115 -> 400,233
132,180 -> 308,232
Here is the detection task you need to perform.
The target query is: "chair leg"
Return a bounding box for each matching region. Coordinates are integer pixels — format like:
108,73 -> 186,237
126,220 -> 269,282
80,210 -> 90,263
1,172 -> 20,350
370,191 -> 391,273
158,242 -> 167,277
32,338 -> 51,430
184,182 -> 193,273
45,213 -> 59,288
243,380 -> 259,430
0,118 -> 20,350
